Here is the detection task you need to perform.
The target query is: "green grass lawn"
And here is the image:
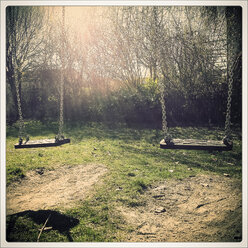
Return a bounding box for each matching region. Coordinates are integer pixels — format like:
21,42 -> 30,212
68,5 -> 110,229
6,121 -> 242,242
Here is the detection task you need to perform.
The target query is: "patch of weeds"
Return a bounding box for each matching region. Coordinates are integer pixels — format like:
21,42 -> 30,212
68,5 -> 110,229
117,196 -> 145,208
6,216 -> 39,242
72,225 -> 105,242
7,165 -> 25,185
132,178 -> 149,193
127,199 -> 146,208
66,201 -> 121,242
6,210 -> 75,242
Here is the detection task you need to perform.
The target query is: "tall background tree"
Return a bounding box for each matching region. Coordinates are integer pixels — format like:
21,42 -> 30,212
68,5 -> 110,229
6,6 -> 45,122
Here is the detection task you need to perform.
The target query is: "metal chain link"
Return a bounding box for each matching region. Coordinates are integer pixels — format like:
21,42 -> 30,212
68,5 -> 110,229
14,73 -> 25,137
224,57 -> 234,139
58,70 -> 64,140
223,50 -> 240,147
57,6 -> 65,141
14,70 -> 28,144
223,7 -> 238,147
158,79 -> 172,145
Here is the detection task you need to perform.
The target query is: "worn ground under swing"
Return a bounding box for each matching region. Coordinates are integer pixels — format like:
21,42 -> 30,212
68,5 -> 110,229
118,174 -> 242,242
7,164 -> 108,215
6,163 -> 242,242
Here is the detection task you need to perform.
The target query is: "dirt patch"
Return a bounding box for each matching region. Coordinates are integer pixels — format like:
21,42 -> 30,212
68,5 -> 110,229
7,168 -> 242,242
118,174 -> 242,242
7,164 -> 108,215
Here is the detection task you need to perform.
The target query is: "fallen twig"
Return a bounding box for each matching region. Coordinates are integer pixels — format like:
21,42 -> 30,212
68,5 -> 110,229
37,214 -> 51,242
196,197 -> 227,209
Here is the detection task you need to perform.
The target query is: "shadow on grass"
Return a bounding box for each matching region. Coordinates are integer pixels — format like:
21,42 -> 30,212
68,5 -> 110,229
7,121 -> 144,142
206,201 -> 242,242
7,120 -> 240,143
7,121 -> 59,138
120,141 -> 242,178
6,210 -> 79,242
7,121 -> 242,177
67,122 -> 145,143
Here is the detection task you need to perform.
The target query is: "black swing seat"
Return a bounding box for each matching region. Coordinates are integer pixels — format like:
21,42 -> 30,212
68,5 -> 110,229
160,138 -> 232,151
15,138 -> 70,149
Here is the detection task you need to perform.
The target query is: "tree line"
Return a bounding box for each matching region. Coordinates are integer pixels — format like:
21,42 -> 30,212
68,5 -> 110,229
6,6 -> 242,128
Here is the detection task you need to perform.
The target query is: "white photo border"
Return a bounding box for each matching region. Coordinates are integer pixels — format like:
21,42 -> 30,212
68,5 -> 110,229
1,1 -> 247,248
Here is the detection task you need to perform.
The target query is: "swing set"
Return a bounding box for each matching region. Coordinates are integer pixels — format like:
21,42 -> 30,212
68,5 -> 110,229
159,51 -> 240,151
14,7 -> 238,151
14,7 -> 70,149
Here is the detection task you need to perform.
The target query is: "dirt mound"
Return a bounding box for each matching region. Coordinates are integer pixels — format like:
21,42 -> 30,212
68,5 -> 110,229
7,164 -> 108,215
118,174 -> 242,242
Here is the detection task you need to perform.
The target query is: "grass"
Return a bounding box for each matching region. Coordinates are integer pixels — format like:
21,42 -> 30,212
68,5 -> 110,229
6,121 -> 242,242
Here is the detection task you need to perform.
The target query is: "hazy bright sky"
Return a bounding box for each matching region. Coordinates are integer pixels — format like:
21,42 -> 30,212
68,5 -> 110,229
47,6 -> 105,36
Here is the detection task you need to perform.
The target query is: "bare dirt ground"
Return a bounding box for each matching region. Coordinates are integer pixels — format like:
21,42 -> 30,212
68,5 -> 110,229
118,174 -> 242,242
7,165 -> 242,242
6,164 -> 108,215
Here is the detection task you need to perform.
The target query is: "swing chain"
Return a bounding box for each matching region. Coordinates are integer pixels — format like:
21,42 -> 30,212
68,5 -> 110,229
56,6 -> 65,142
14,70 -> 29,145
57,70 -> 64,141
223,51 -> 241,147
159,79 -> 172,145
224,58 -> 233,141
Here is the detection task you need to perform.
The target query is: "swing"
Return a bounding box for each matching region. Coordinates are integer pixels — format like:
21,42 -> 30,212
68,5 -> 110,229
14,7 -> 70,149
160,139 -> 232,151
159,52 -> 239,151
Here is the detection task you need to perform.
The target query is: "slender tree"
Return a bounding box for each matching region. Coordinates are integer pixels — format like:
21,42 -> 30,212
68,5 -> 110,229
6,6 -> 45,120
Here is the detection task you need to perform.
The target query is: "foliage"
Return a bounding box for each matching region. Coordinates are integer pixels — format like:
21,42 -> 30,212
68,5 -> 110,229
6,6 -> 241,128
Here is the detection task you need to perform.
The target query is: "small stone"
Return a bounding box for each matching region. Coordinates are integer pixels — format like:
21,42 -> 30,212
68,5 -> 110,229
201,183 -> 209,187
152,194 -> 165,199
91,152 -> 97,157
169,169 -> 174,173
35,168 -> 44,175
154,207 -> 166,213
154,185 -> 167,191
224,173 -> 230,177
127,172 -> 135,177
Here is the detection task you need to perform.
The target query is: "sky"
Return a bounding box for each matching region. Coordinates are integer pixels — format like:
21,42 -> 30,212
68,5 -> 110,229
47,6 -> 105,38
